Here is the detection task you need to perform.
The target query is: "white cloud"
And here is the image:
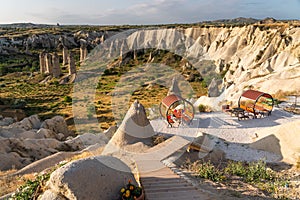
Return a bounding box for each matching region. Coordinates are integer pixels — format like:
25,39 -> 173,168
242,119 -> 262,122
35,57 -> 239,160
5,0 -> 298,25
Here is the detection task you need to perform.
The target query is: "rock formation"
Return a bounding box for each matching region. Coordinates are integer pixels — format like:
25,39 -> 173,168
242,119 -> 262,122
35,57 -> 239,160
121,26 -> 300,104
40,156 -> 138,200
208,78 -> 222,97
52,52 -> 62,78
39,51 -> 46,74
68,52 -> 76,75
0,115 -> 73,171
79,39 -> 88,62
110,100 -> 154,147
250,120 -> 300,164
62,46 -> 69,65
168,77 -> 181,97
45,53 -> 53,74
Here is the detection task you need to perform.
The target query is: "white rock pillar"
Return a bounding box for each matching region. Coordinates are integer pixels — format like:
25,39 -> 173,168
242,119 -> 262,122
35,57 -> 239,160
52,52 -> 62,78
68,52 -> 76,75
62,46 -> 69,65
80,39 -> 88,62
39,51 -> 46,74
45,53 -> 53,74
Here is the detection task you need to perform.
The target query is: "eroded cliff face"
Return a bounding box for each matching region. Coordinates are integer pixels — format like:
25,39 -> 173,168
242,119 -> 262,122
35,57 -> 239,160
184,25 -> 300,102
0,30 -> 120,54
1,25 -> 299,103
115,25 -> 299,103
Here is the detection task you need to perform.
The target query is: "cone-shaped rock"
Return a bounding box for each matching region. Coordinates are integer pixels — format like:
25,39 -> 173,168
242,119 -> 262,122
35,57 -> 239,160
168,77 -> 181,96
110,100 -> 154,147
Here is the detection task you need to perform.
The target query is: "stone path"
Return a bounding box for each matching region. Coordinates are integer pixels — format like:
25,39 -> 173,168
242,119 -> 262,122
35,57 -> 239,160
137,160 -> 217,200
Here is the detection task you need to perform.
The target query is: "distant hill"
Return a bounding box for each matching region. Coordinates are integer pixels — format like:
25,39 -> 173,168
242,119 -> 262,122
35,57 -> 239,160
0,23 -> 55,28
200,17 -> 259,25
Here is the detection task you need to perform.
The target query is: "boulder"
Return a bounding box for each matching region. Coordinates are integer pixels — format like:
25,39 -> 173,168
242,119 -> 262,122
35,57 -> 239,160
37,128 -> 56,139
39,190 -> 66,200
64,133 -> 108,151
0,137 -> 69,170
44,156 -> 138,200
0,117 -> 14,126
41,116 -> 70,138
0,152 -> 31,171
250,120 -> 300,164
13,115 -> 41,130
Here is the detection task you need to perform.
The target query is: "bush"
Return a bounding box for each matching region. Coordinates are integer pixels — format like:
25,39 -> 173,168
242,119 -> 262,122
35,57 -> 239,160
224,161 -> 246,177
11,173 -> 50,199
198,104 -> 207,112
63,95 -> 72,103
197,161 -> 225,182
245,160 -> 273,182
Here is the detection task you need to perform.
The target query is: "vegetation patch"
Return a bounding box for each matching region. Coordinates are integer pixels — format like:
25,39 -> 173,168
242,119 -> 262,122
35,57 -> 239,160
184,159 -> 295,199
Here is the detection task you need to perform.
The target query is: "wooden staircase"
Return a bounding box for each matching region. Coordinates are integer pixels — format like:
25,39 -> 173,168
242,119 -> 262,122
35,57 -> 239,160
138,163 -> 217,200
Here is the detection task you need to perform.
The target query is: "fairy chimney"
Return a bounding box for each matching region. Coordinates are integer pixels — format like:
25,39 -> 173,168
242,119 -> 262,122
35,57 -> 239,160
45,53 -> 53,74
110,100 -> 154,147
80,39 -> 88,62
62,46 -> 69,65
52,52 -> 62,78
68,52 -> 76,75
39,51 -> 46,74
168,77 -> 181,97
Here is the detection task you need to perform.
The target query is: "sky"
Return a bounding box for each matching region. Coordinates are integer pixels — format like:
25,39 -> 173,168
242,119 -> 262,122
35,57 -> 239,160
0,0 -> 299,25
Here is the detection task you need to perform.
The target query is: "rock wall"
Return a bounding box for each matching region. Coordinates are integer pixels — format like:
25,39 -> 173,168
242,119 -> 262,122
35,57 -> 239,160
0,115 -> 108,171
121,26 -> 300,104
0,30 -> 120,54
183,25 -> 300,102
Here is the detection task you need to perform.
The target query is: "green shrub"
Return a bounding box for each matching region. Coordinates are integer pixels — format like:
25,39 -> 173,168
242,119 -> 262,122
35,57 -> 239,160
224,161 -> 246,177
63,95 -> 72,103
245,160 -> 274,182
196,161 -> 225,182
11,173 -> 50,199
198,104 -> 207,112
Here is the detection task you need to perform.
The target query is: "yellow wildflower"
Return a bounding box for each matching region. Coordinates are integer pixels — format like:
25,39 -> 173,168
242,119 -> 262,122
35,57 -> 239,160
125,190 -> 130,198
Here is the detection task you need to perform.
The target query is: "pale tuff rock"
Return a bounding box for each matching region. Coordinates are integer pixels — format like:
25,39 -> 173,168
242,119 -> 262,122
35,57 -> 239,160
250,120 -> 300,164
39,51 -> 46,74
62,46 -> 69,65
40,116 -> 70,138
52,52 -> 62,78
64,133 -> 108,150
208,78 -> 222,97
0,137 -> 65,171
68,52 -> 76,75
13,114 -> 41,130
79,39 -> 88,62
39,190 -> 66,200
104,125 -> 117,139
45,53 -> 53,74
123,26 -> 300,102
167,77 -> 181,97
43,156 -> 137,200
0,117 -> 14,126
110,100 -> 154,147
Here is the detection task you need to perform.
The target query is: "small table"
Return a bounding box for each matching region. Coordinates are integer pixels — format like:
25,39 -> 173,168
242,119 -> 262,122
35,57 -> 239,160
231,107 -> 244,116
231,107 -> 250,120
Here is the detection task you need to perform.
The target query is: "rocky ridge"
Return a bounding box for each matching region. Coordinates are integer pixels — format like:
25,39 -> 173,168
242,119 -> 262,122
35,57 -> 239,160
121,25 -> 300,104
0,115 -> 108,171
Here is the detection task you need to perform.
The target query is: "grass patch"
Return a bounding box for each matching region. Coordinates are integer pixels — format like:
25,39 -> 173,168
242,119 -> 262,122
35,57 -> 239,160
185,159 -> 292,199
